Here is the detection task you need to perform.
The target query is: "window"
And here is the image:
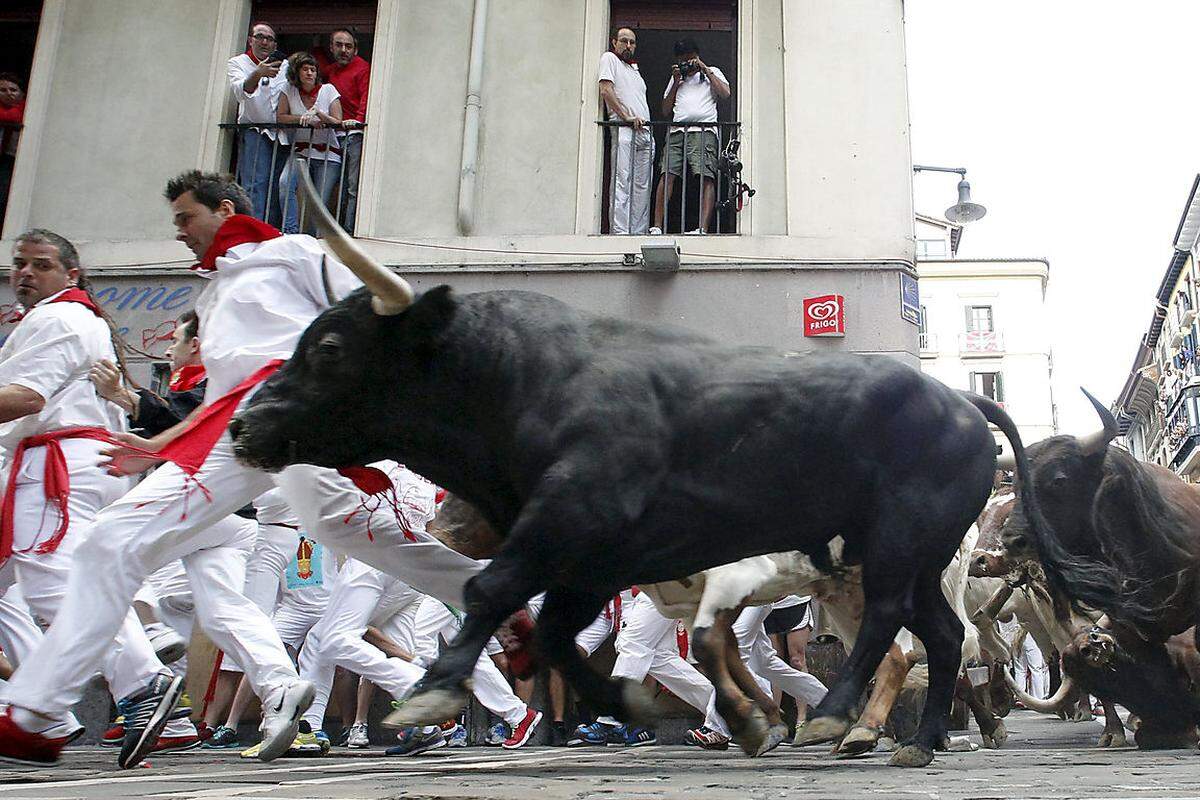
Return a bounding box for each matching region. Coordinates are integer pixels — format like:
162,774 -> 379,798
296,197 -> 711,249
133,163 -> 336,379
965,305 -> 994,333
918,304 -> 930,349
971,371 -> 1004,403
917,239 -> 947,258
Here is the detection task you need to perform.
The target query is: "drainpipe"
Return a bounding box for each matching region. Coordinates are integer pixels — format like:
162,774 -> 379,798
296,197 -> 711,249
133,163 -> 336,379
457,0 -> 488,234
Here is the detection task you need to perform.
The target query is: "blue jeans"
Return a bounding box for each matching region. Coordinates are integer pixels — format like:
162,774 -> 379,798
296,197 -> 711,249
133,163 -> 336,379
279,156 -> 341,235
236,130 -> 285,226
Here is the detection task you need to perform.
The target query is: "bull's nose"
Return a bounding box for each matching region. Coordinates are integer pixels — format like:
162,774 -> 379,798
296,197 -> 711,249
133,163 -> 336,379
229,416 -> 244,441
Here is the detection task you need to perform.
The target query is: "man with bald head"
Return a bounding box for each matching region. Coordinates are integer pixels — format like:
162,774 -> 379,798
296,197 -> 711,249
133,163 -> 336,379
226,22 -> 289,225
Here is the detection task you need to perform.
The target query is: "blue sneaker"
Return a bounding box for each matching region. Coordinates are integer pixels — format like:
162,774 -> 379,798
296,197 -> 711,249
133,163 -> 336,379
314,730 -> 331,753
446,723 -> 468,748
613,724 -> 656,747
386,725 -> 447,756
485,722 -> 508,746
566,720 -> 614,747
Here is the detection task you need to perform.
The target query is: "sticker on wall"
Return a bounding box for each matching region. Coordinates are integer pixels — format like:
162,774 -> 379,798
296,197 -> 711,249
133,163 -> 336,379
900,273 -> 920,325
803,294 -> 845,337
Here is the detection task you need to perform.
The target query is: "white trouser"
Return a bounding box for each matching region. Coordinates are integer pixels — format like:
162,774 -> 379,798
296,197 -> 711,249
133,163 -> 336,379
609,126 -> 654,234
606,592 -> 713,718
300,558 -> 427,730
0,583 -> 41,669
1014,633 -> 1048,700
704,604 -> 828,736
0,440 -> 161,704
220,517 -> 296,675
411,596 -> 529,728
2,431 -> 483,718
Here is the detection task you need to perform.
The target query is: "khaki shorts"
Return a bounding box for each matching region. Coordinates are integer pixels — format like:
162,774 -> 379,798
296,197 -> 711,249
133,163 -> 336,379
662,130 -> 718,180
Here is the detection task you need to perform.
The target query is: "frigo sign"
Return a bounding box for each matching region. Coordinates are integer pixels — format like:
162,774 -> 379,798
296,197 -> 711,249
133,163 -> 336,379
802,294 -> 845,337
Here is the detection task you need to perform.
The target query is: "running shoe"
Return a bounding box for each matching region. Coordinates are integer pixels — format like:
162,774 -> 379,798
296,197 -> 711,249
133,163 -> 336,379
385,725 -> 446,756
446,723 -> 468,748
118,673 -> 185,769
684,725 -> 730,750
256,681 -> 315,762
485,721 -> 508,745
502,709 -> 542,749
550,720 -> 568,747
151,733 -> 203,753
567,720 -> 614,747
347,722 -> 370,749
0,707 -> 70,766
100,715 -> 125,747
201,724 -> 240,749
285,722 -> 326,756
145,624 -> 187,666
612,724 -> 656,747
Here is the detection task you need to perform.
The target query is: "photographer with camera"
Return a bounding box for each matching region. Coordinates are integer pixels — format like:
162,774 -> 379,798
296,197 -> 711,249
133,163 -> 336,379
651,38 -> 730,235
226,22 -> 290,225
599,27 -> 652,235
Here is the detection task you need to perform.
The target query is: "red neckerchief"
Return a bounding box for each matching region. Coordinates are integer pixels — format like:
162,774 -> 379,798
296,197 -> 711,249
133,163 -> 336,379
193,215 -> 282,272
169,364 -> 207,393
13,287 -> 104,323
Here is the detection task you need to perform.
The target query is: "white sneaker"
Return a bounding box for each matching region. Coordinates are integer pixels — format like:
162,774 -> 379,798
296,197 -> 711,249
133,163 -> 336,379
347,722 -> 369,749
257,681 -> 315,762
648,227 -> 663,235
145,624 -> 187,665
684,228 -> 705,235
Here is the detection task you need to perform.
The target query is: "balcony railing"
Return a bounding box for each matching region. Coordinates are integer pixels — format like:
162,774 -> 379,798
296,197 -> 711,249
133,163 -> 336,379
219,122 -> 366,235
0,122 -> 22,233
597,120 -> 745,236
918,332 -> 937,352
959,330 -> 1004,356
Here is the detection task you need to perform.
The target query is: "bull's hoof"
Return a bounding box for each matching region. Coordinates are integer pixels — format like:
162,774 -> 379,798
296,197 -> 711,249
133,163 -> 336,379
981,721 -> 1007,749
1135,725 -> 1198,750
619,678 -> 660,727
755,724 -> 788,757
733,708 -> 769,757
835,725 -> 885,759
1097,731 -> 1128,748
383,683 -> 471,728
792,716 -> 851,747
877,736 -> 898,752
889,744 -> 935,767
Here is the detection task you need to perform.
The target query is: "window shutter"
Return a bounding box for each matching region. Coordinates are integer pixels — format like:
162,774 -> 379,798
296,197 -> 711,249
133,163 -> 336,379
995,373 -> 1005,403
964,306 -> 974,332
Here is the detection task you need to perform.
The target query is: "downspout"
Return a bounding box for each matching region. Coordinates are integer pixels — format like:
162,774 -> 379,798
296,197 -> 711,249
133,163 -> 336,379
457,0 -> 488,234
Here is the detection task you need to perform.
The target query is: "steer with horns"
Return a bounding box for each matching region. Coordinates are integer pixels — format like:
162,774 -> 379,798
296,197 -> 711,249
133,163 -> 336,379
230,168 -> 1049,767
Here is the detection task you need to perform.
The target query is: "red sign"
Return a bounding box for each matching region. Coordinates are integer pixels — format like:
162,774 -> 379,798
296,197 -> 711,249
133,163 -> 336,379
803,294 -> 845,337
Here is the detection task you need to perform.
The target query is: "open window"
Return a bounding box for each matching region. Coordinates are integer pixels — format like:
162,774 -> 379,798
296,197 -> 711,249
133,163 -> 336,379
601,0 -> 740,235
0,0 -> 41,234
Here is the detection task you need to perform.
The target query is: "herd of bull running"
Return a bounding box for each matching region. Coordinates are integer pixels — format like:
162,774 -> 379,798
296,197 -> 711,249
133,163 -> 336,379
230,170 -> 1200,767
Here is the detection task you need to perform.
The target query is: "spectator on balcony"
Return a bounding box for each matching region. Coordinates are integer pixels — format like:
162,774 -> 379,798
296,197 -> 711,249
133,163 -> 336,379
226,23 -> 289,225
651,39 -> 730,236
323,29 -> 370,233
0,73 -> 25,227
599,27 -> 651,235
276,52 -> 343,235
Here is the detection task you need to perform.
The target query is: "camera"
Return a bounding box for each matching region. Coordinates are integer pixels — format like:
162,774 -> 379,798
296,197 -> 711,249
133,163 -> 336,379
675,60 -> 704,80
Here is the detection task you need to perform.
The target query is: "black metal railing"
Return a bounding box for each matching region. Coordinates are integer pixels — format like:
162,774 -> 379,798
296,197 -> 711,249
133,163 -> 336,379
0,122 -> 22,233
219,121 -> 366,235
597,120 -> 748,236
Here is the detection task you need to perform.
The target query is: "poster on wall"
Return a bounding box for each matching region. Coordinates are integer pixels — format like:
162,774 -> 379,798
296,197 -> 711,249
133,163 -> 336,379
802,294 -> 845,338
900,272 -> 920,325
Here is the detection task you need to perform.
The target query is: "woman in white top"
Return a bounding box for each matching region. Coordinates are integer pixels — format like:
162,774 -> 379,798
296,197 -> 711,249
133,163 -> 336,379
277,52 -> 343,234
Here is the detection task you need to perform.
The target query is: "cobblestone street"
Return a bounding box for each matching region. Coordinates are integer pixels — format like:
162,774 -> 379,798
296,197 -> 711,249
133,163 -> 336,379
1,711 -> 1197,799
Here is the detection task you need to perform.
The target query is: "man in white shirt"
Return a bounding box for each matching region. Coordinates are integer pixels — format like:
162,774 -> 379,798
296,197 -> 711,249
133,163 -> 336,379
0,172 -> 485,769
226,23 -> 289,226
651,38 -> 731,235
598,28 -> 652,235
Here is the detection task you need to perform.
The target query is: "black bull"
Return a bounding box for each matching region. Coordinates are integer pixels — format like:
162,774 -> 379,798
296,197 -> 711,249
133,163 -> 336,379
230,285 -> 1040,765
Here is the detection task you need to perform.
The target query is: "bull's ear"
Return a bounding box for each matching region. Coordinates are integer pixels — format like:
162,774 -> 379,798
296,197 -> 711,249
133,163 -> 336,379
405,285 -> 457,338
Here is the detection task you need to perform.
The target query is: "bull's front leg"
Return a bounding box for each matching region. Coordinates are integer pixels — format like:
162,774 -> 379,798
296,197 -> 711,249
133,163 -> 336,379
1097,698 -> 1128,747
832,643 -> 912,756
387,553 -> 542,726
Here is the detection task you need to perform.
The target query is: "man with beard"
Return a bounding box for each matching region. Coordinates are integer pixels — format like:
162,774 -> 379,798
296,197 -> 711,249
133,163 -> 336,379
599,27 -> 652,235
323,28 -> 370,232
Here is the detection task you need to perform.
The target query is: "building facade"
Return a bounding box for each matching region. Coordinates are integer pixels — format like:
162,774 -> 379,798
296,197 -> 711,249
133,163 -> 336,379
1116,175 -> 1200,479
915,216 -> 1057,447
0,0 -> 919,385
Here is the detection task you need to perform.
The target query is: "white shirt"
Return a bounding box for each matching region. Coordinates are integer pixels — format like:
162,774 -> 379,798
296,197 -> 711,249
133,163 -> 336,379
226,53 -> 290,140
598,51 -> 650,122
279,83 -> 342,161
194,235 -> 361,401
664,66 -> 728,132
0,289 -> 127,452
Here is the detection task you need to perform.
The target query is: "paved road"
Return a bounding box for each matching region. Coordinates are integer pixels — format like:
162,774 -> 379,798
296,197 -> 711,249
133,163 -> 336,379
0,711 -> 1196,799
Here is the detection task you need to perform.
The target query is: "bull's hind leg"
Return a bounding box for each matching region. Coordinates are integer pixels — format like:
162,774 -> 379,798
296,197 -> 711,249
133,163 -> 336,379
390,554 -> 541,726
693,606 -> 775,757
535,589 -> 659,724
890,571 -> 965,767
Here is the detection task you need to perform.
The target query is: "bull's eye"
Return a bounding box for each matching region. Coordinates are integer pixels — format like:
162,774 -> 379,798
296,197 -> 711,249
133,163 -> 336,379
316,333 -> 343,355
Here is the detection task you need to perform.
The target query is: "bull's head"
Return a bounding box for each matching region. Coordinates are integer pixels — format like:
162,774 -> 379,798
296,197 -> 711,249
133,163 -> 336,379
229,166 -> 455,473
994,388 -> 1118,572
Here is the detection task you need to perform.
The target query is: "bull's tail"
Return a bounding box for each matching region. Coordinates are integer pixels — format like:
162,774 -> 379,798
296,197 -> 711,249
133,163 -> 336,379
958,392 -> 1134,623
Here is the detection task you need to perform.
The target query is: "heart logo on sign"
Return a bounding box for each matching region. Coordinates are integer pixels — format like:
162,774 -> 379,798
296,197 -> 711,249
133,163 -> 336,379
808,301 -> 839,321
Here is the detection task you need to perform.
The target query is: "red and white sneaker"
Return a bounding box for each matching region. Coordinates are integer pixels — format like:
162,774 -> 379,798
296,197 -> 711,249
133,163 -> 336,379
100,717 -> 124,748
152,733 -> 203,753
0,707 -> 69,766
502,708 -> 543,749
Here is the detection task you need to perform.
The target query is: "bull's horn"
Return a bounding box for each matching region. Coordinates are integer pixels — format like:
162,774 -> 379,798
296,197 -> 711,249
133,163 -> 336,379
1076,388 -> 1118,457
1003,669 -> 1074,714
295,160 -> 413,315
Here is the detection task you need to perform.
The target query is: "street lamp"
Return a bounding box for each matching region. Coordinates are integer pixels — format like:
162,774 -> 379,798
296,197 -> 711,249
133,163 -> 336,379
913,164 -> 987,224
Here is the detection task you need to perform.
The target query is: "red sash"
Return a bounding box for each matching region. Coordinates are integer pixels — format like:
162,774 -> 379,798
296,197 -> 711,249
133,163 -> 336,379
0,426 -> 116,567
169,364 -> 206,393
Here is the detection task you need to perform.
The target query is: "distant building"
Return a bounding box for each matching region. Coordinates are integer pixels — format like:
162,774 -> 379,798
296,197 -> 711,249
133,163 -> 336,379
1115,175 -> 1200,479
915,214 -> 1057,447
